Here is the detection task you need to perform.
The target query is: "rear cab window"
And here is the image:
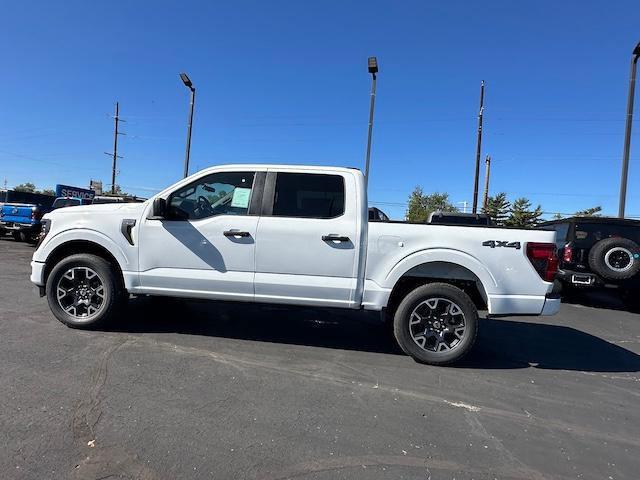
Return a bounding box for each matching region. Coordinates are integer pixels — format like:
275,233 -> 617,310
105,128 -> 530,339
272,173 -> 345,219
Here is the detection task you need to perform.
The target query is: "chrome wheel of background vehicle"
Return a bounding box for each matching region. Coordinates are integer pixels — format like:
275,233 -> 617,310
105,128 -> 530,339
604,247 -> 633,272
55,266 -> 106,320
409,297 -> 466,352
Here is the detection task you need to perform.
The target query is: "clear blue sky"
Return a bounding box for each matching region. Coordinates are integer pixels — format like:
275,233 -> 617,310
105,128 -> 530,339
0,0 -> 638,219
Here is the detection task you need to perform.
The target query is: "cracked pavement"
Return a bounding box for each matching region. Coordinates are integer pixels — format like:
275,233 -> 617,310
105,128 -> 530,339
1,237 -> 639,479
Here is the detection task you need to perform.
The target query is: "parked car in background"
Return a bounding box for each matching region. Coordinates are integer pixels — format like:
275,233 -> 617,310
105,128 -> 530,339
51,197 -> 92,209
368,206 -> 389,222
0,203 -> 50,242
0,196 -> 91,242
32,164 -> 560,365
538,217 -> 640,308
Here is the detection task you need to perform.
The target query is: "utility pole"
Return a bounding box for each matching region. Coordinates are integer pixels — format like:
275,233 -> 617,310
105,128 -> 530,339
618,41 -> 640,218
482,155 -> 491,210
472,80 -> 485,213
104,102 -> 124,194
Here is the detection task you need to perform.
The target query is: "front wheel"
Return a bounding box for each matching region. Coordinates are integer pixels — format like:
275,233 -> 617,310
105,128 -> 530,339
46,254 -> 122,329
393,283 -> 478,365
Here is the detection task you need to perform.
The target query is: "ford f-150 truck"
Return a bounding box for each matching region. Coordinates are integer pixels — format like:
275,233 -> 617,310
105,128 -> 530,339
31,165 -> 559,365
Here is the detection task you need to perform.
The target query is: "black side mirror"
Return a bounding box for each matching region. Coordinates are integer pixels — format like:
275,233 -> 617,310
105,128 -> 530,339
151,197 -> 166,219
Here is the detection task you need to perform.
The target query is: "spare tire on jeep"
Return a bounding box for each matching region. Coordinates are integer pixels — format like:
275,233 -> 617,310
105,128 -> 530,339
588,237 -> 640,280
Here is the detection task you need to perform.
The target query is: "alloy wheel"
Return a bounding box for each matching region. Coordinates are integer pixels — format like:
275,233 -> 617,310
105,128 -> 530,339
409,297 -> 466,352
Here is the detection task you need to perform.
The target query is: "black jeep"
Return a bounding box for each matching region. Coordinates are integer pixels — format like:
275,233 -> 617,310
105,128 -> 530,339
538,217 -> 640,308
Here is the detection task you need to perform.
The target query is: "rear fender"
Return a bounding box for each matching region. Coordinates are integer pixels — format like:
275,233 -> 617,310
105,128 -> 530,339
384,248 -> 498,295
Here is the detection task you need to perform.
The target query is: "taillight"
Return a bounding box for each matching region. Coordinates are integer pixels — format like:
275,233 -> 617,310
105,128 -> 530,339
563,243 -> 573,263
32,207 -> 43,221
526,242 -> 558,282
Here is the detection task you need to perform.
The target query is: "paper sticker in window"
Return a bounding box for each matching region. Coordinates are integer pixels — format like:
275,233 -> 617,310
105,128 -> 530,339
230,187 -> 251,208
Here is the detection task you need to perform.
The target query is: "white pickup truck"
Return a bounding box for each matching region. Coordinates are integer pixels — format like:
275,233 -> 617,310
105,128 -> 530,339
31,165 -> 560,365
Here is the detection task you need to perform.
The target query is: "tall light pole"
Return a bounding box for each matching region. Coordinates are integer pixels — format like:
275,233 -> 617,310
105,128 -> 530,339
180,73 -> 196,178
364,57 -> 378,186
472,80 -> 485,214
618,41 -> 640,218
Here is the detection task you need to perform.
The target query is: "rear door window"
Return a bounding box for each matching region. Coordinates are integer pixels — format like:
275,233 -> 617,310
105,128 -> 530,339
272,173 -> 345,219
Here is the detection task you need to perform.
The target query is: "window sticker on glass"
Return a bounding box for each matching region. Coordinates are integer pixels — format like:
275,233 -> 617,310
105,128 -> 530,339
230,187 -> 251,208
575,230 -> 588,240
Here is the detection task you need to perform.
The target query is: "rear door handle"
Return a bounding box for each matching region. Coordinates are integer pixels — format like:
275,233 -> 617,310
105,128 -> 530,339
224,230 -> 251,238
322,234 -> 350,242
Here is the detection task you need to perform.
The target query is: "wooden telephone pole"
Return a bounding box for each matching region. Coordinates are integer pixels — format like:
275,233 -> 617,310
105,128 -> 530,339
482,155 -> 491,210
104,102 -> 124,194
472,80 -> 485,213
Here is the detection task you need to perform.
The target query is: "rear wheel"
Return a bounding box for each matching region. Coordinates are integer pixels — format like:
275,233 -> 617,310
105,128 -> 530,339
393,283 -> 478,365
12,231 -> 22,241
46,254 -> 123,329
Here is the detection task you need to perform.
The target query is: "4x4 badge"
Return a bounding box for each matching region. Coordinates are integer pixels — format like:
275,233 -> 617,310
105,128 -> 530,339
482,240 -> 521,249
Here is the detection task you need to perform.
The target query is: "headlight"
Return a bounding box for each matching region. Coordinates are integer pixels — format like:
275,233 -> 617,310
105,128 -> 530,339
36,219 -> 52,248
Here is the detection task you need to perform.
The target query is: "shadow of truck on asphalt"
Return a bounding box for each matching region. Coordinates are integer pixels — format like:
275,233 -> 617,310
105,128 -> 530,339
105,296 -> 640,373
462,318 -> 640,372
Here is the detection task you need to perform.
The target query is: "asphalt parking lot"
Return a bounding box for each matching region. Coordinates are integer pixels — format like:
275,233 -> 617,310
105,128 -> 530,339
1,237 -> 639,480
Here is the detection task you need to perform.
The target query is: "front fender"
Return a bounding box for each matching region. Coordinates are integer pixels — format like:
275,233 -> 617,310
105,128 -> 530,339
383,248 -> 498,294
34,228 -> 131,271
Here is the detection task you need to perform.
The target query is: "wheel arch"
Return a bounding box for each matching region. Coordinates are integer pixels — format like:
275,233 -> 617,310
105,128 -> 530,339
382,250 -> 496,315
42,239 -> 126,290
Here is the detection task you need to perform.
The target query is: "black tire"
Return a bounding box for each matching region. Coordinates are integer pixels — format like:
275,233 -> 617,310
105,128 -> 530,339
12,231 -> 21,241
393,283 -> 478,365
45,254 -> 123,329
588,237 -> 640,280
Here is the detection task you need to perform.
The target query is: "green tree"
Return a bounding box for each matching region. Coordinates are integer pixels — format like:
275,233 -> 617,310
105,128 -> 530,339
574,206 -> 602,217
506,197 -> 543,228
482,192 -> 511,226
552,213 -> 563,220
405,187 -> 458,222
14,182 -> 36,193
39,188 -> 56,196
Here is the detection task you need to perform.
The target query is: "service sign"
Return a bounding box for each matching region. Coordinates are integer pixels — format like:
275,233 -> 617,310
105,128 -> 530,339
55,184 -> 96,200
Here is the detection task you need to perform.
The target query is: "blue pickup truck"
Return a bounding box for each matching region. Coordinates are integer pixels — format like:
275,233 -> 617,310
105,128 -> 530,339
0,193 -> 91,242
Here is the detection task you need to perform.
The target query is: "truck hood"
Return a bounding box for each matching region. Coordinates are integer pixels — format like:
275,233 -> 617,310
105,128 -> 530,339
45,202 -> 147,219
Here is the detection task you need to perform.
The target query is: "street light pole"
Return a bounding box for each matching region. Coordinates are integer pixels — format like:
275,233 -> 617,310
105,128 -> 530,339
180,73 -> 196,179
364,57 -> 378,186
618,42 -> 640,218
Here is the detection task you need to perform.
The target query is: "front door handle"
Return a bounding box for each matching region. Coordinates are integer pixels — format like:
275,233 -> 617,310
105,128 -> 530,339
322,234 -> 350,242
224,230 -> 251,238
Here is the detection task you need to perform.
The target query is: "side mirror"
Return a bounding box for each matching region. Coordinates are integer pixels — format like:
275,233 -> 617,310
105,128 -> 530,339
150,197 -> 166,219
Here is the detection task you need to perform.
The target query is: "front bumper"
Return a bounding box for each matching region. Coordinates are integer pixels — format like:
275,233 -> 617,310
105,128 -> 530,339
30,260 -> 45,287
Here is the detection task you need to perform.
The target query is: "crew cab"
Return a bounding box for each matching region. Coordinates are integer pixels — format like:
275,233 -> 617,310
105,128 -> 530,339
31,165 -> 560,365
